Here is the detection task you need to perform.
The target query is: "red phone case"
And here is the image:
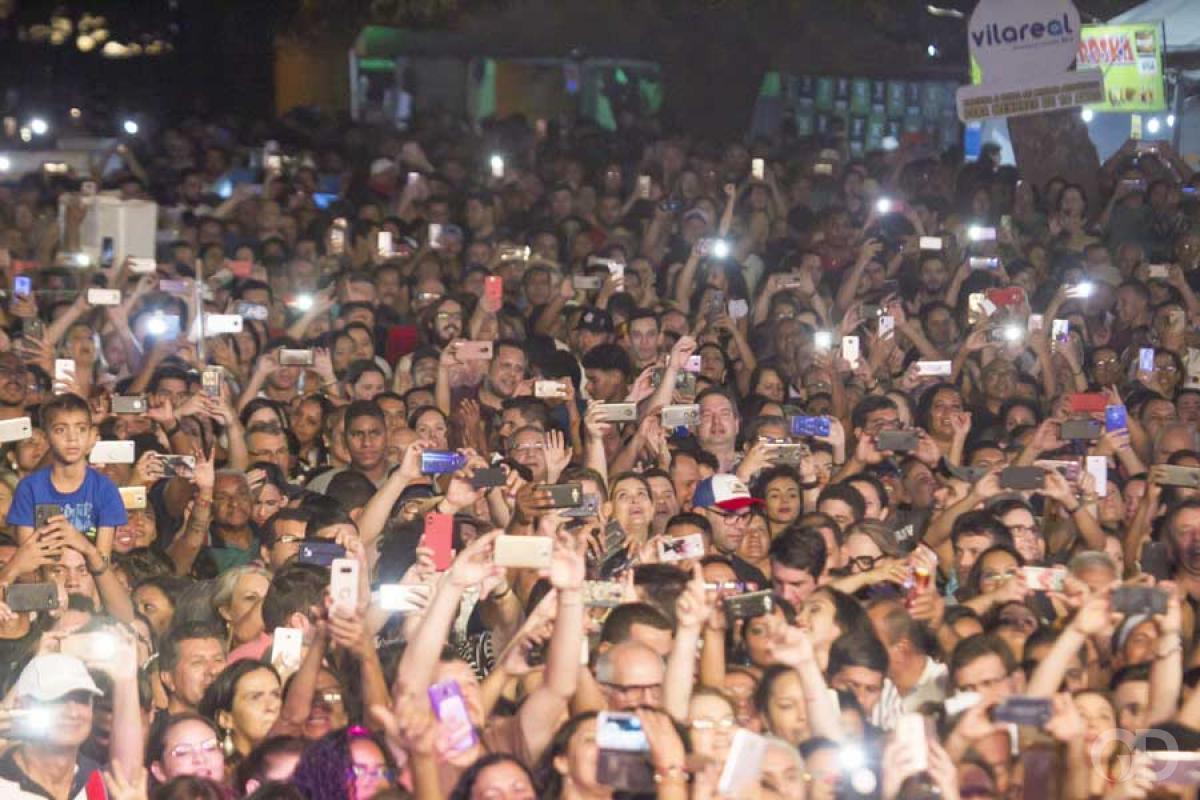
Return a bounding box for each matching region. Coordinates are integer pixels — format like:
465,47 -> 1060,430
424,512 -> 454,571
985,287 -> 1024,307
1069,393 -> 1107,414
485,276 -> 503,307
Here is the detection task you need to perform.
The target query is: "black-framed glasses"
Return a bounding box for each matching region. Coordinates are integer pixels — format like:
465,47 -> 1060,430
846,554 -> 887,573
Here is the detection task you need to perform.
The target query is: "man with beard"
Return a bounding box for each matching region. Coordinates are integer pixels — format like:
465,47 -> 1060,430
426,297 -> 464,347
473,340 -> 529,412
0,353 -> 29,420
915,253 -> 949,306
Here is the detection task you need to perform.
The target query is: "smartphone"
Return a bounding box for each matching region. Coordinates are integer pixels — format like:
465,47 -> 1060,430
876,430 -> 918,453
493,535 -> 553,569
534,380 -> 567,399
114,484 -> 146,511
723,590 -> 774,619
376,584 -> 431,614
1151,464 -> 1200,488
5,582 -> 59,613
596,711 -> 654,793
1112,585 -> 1169,616
1022,566 -> 1066,592
89,440 -> 135,465
1147,752 -> 1200,786
969,257 -> 1000,270
128,257 -> 156,274
683,354 -> 703,373
637,175 -> 651,199
203,314 -> 243,335
1141,541 -> 1171,581
330,558 -> 360,611
766,443 -> 806,465
469,467 -> 507,489
54,359 -> 75,385
751,158 -> 765,181
573,275 -> 603,291
34,504 -> 62,530
1051,319 -> 1070,343
424,512 -> 454,571
158,279 -> 190,295
657,533 -> 705,563
1148,264 -> 1170,279
968,226 -> 997,242
1060,419 -> 1101,441
201,368 -> 222,400
790,415 -> 831,437
841,335 -> 860,366
376,231 -> 393,259
296,541 -> 346,567
916,360 -> 953,377
1139,348 -> 1155,372
1069,393 -> 1108,414
718,729 -> 769,796
484,275 -> 503,308
235,302 -> 269,321
428,680 -> 480,752
919,236 -> 943,251
279,348 -> 314,367
159,455 -> 196,477
99,236 -> 114,269
661,404 -> 700,429
1000,466 -> 1045,491
419,450 -> 466,476
594,403 -> 637,423
111,395 -> 147,415
455,341 -> 494,361
541,483 -> 584,509
270,627 -> 303,678
583,581 -> 625,608
1086,455 -> 1108,498
0,417 -> 32,443
992,696 -> 1053,727
13,276 -> 31,297
562,494 -> 600,519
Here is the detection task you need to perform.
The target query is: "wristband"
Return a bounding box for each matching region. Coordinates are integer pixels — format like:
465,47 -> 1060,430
163,422 -> 180,437
88,554 -> 111,577
654,765 -> 688,784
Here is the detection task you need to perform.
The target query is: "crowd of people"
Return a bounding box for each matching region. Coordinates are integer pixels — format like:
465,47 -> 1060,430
0,104 -> 1197,800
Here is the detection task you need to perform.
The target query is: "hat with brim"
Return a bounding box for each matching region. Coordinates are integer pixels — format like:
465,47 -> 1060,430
692,474 -> 761,511
16,654 -> 103,702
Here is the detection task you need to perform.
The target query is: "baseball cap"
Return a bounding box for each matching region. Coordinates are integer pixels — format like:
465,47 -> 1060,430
576,308 -> 614,334
682,208 -> 712,226
692,474 -> 761,511
16,654 -> 103,702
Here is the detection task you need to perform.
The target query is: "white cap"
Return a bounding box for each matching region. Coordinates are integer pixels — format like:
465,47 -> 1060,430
15,654 -> 103,702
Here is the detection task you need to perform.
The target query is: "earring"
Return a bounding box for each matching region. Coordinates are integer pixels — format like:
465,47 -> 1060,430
221,727 -> 236,758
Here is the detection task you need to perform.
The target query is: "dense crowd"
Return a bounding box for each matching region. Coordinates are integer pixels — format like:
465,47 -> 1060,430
0,106 -> 1197,800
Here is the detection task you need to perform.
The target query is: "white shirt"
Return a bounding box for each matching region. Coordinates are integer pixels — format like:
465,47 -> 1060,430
871,656 -> 948,731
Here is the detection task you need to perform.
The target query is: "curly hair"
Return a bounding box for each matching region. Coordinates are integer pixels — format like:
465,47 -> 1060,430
291,726 -> 395,800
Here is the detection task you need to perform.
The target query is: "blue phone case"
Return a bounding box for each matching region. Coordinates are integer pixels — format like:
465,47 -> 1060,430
790,416 -> 831,437
1105,404 -> 1127,432
420,450 -> 466,474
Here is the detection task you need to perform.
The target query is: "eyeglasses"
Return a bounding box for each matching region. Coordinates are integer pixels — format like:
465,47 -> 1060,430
169,738 -> 220,759
846,554 -> 887,573
436,311 -> 463,321
272,534 -> 303,547
690,717 -> 736,731
317,691 -> 343,705
710,508 -> 750,523
347,764 -> 395,782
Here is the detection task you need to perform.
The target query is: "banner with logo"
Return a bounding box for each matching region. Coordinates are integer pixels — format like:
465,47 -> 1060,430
956,0 -> 1103,122
1077,23 -> 1166,112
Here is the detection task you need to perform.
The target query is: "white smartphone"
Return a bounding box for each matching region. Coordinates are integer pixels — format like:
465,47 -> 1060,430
841,335 -> 860,367
87,288 -> 121,306
128,257 -> 157,274
1028,313 -> 1044,332
751,158 -> 765,181
878,315 -> 895,340
919,236 -> 943,251
916,360 -> 953,377
270,627 -> 303,679
330,558 -> 360,611
1086,455 -> 1108,497
203,314 -> 243,335
814,330 -> 833,351
89,440 -> 136,465
493,535 -> 553,569
54,359 -> 75,386
718,729 -> 768,796
376,231 -> 393,258
0,417 -> 32,443
428,224 -> 443,250
534,380 -> 567,399
375,584 -> 431,614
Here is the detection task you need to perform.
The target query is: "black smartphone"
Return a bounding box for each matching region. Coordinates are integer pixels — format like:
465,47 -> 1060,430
1112,585 -> 1168,616
1060,419 -> 1101,441
1000,466 -> 1045,491
34,504 -> 62,530
6,582 -> 59,612
297,541 -> 346,567
469,467 -> 507,489
992,696 -> 1053,727
1140,541 -> 1171,582
723,591 -> 774,619
540,483 -> 584,509
876,430 -> 917,452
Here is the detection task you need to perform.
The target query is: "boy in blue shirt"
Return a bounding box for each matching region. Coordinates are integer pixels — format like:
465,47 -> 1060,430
8,394 -> 127,576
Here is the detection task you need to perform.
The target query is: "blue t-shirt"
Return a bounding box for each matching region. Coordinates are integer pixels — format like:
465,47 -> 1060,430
6,466 -> 128,538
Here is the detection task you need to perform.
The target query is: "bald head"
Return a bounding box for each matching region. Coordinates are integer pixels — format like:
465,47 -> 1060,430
595,640 -> 665,710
